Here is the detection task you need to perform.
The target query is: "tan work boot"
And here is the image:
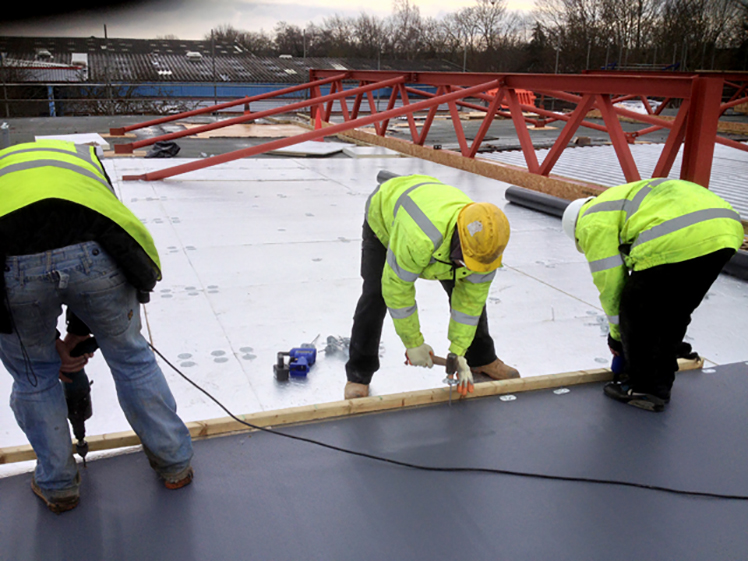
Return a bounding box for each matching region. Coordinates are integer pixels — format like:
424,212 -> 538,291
344,382 -> 369,399
471,358 -> 520,380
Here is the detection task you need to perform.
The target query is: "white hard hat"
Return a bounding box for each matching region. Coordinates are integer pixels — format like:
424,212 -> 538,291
561,197 -> 594,252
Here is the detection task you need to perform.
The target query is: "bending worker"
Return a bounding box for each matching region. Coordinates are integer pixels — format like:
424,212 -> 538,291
345,173 -> 519,400
562,178 -> 743,412
0,140 -> 194,514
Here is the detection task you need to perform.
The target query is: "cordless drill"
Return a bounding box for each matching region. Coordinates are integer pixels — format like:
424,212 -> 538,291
63,337 -> 98,467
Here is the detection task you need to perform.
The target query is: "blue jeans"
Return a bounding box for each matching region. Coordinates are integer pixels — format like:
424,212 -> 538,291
0,242 -> 193,495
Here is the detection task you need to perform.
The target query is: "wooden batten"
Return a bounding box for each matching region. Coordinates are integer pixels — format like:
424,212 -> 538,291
294,114 -> 605,201
0,358 -> 703,465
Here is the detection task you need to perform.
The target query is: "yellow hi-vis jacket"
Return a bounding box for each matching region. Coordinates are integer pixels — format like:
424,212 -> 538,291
366,174 -> 498,356
576,178 -> 743,341
0,139 -> 161,279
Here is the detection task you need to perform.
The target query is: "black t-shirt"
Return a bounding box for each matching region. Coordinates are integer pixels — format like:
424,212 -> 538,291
0,200 -> 159,334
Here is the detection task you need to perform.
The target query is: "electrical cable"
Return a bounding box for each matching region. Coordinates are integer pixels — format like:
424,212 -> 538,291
149,343 -> 748,502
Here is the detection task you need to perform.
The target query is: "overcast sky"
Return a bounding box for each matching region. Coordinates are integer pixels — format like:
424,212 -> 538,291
0,0 -> 536,40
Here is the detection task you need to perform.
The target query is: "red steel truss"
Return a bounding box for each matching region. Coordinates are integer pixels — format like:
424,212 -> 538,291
115,69 -> 735,187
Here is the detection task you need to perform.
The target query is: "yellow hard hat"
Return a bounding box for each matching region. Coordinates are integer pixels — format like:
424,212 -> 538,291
457,203 -> 510,272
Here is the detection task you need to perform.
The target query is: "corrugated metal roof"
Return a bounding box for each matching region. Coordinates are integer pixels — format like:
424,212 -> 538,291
483,143 -> 748,217
0,36 -> 459,84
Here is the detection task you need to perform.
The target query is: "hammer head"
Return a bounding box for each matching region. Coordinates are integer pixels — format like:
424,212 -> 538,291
445,353 -> 458,376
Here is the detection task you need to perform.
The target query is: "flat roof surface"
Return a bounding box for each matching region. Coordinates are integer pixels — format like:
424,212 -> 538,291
1,362 -> 747,560
1,152 -> 747,474
1,122 -> 747,557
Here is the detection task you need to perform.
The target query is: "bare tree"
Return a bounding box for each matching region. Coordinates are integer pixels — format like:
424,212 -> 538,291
352,13 -> 388,59
317,15 -> 356,58
274,22 -> 305,56
388,0 -> 425,60
206,24 -> 244,44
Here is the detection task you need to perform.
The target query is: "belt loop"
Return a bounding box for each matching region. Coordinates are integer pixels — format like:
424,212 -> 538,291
82,242 -> 93,275
14,256 -> 24,288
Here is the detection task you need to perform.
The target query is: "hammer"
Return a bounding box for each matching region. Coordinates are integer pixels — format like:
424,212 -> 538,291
433,352 -> 460,405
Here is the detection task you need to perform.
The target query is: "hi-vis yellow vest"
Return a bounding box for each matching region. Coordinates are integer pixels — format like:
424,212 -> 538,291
576,178 -> 743,340
366,174 -> 497,356
0,139 -> 161,278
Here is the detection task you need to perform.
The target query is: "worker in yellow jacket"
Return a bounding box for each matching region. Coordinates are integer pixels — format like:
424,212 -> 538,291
345,174 -> 518,399
0,140 -> 194,513
562,178 -> 744,412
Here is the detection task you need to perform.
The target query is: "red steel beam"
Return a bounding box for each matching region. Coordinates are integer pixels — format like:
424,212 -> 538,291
468,88 -> 506,160
653,100 -> 690,178
123,78 -> 501,181
504,88 -> 539,173
109,73 -> 348,136
309,70 -> 695,98
113,69 -> 732,189
596,94 -> 641,182
540,95 -> 599,177
681,77 -> 723,186
115,75 -> 406,153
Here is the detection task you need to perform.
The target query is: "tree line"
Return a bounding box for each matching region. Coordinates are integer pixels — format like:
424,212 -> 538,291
205,0 -> 748,73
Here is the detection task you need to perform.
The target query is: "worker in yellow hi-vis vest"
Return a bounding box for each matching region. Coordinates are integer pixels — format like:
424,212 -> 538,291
345,173 -> 518,400
562,178 -> 744,412
0,140 -> 194,514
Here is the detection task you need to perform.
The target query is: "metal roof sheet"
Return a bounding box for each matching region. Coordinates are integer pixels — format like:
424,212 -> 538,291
483,143 -> 748,217
0,36 -> 459,84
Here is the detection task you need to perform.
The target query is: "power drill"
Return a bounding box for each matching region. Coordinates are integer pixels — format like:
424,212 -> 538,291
273,346 -> 317,381
63,337 -> 98,467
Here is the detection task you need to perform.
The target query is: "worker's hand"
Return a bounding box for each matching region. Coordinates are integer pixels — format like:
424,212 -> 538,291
405,343 -> 434,368
455,355 -> 474,396
56,334 -> 93,376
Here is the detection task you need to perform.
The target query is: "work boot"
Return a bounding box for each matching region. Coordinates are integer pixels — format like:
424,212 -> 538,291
471,358 -> 520,380
163,466 -> 194,490
344,382 -> 369,399
603,381 -> 667,412
31,473 -> 80,514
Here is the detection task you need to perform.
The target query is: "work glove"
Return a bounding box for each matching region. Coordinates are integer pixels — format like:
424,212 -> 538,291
405,343 -> 434,368
455,355 -> 474,396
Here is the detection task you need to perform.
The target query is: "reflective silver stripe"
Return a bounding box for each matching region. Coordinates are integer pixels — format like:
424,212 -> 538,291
394,182 -> 444,249
0,146 -> 99,169
465,270 -> 496,283
631,208 -> 742,249
583,200 -> 625,215
0,160 -> 113,194
365,184 -> 381,218
387,248 -> 419,282
588,254 -> 625,273
393,182 -> 442,216
623,178 -> 667,219
389,305 -> 417,320
608,314 -> 620,325
451,309 -> 480,326
583,179 -> 667,220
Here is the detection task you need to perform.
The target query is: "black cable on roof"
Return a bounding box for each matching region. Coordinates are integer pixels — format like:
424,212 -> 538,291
149,343 -> 748,502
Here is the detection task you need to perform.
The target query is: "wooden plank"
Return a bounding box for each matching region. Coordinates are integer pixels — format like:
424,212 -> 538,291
334,125 -> 605,201
0,358 -> 703,465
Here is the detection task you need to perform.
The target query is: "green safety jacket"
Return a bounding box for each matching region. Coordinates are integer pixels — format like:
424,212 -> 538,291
0,139 -> 161,280
576,178 -> 744,341
366,174 -> 497,356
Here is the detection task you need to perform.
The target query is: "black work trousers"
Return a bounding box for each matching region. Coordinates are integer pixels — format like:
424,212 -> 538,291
619,248 -> 734,399
345,221 -> 497,385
